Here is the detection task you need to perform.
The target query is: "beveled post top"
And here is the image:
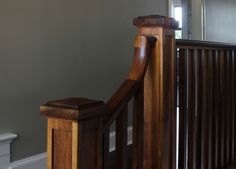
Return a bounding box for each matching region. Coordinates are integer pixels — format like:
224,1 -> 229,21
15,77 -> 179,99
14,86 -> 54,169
133,15 -> 179,29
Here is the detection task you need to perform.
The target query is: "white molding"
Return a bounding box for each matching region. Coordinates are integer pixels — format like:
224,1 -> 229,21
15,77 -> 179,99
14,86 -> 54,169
190,0 -> 204,40
0,133 -> 17,144
11,153 -> 47,169
0,133 -> 17,169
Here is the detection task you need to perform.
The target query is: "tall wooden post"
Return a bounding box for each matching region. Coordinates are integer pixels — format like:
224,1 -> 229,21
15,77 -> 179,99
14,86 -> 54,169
134,15 -> 178,169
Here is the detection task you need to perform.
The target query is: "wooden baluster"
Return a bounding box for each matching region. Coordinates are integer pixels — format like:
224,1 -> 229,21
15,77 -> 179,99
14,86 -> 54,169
214,50 -> 221,168
193,49 -> 202,169
226,50 -> 231,165
219,50 -> 226,167
132,84 -> 144,169
103,128 -> 110,169
211,50 -> 216,169
207,49 -> 216,169
207,50 -> 214,169
178,48 -> 188,169
231,50 -> 236,161
78,118 -> 104,169
187,49 -> 197,169
234,50 -> 236,161
200,49 -> 209,169
116,106 -> 128,169
229,50 -> 235,164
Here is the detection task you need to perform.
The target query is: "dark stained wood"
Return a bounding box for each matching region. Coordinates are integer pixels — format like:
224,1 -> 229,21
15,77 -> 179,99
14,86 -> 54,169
178,48 -> 188,169
187,49 -> 197,169
162,33 -> 177,169
231,51 -> 236,161
105,35 -> 156,128
133,15 -> 179,29
102,127 -> 110,169
219,50 -> 226,168
78,118 -> 104,169
40,98 -> 108,121
177,39 -> 236,49
195,49 -> 202,169
226,50 -> 231,165
53,129 -> 72,169
132,83 -> 144,169
116,106 -> 128,169
213,50 -> 220,169
177,39 -> 236,169
234,50 -> 236,161
207,50 -> 214,169
128,35 -> 157,81
229,50 -> 235,164
201,49 -> 209,169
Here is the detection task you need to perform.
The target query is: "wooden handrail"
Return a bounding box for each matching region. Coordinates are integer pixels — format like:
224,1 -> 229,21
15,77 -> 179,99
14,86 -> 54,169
105,36 -> 156,128
103,35 -> 156,169
176,39 -> 236,49
128,36 -> 156,81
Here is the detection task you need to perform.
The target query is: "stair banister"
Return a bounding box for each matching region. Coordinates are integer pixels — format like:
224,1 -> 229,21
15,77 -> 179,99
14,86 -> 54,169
40,15 -> 178,169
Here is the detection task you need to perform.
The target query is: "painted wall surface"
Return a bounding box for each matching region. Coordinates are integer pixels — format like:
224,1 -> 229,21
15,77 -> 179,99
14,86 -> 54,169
0,0 -> 167,161
205,0 -> 236,43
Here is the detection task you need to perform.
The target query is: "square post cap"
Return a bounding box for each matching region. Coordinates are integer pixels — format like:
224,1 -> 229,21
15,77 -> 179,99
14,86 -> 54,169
134,15 -> 179,29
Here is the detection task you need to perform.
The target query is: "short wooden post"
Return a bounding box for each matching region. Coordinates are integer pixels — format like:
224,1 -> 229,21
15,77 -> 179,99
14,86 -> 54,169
133,15 -> 178,169
40,98 -> 108,169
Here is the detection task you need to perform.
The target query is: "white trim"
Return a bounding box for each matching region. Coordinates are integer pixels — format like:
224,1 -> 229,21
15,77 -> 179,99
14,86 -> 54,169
11,153 -> 47,169
202,0 -> 206,41
0,133 -> 17,169
0,133 -> 17,144
190,0 -> 204,40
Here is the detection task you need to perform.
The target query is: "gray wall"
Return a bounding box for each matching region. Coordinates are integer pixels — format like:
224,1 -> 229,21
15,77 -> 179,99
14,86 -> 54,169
205,0 -> 236,43
0,0 -> 167,161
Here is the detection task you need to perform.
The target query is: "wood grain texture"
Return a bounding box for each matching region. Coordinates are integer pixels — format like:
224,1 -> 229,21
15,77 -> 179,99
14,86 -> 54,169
136,21 -> 177,169
72,122 -> 78,169
47,118 -> 76,169
133,15 -> 178,29
132,83 -> 144,169
177,40 -> 236,169
40,98 -> 108,121
115,106 -> 128,169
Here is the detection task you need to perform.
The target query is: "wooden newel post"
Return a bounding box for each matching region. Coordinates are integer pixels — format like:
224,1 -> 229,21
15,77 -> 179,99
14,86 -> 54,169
133,15 -> 178,169
40,98 -> 108,169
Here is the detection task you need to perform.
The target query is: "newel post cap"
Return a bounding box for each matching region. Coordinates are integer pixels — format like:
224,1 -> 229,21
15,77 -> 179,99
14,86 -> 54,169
133,15 -> 179,29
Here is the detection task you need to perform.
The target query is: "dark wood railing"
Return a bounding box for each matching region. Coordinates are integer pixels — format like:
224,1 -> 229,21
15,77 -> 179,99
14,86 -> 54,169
103,35 -> 156,169
177,39 -> 236,169
40,15 -> 236,169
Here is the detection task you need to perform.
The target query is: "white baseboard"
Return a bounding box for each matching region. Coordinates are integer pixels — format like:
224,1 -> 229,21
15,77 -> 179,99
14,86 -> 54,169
0,133 -> 17,169
11,153 -> 47,169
